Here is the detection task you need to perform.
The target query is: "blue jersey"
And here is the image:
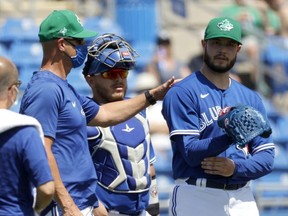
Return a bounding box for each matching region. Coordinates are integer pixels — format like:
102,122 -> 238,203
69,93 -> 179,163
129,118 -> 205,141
0,125 -> 52,216
20,71 -> 99,210
162,71 -> 275,183
87,107 -> 155,214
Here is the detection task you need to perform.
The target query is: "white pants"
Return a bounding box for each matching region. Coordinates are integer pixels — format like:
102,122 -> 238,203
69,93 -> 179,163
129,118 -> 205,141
108,210 -> 149,216
169,183 -> 259,216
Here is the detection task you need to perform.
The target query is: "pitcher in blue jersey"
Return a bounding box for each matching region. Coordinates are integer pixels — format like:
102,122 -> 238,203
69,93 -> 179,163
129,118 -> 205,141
162,17 -> 275,216
83,33 -> 159,216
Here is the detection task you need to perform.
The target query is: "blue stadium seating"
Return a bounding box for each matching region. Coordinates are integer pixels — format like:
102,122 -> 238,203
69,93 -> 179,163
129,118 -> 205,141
83,16 -> 123,45
132,42 -> 155,73
67,67 -> 92,96
0,17 -> 38,49
19,65 -> 38,90
9,41 -> 42,70
115,0 -> 158,44
0,43 -> 10,58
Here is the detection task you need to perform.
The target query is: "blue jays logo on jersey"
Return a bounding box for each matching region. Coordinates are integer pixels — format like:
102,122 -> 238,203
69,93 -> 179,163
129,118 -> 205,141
199,106 -> 222,132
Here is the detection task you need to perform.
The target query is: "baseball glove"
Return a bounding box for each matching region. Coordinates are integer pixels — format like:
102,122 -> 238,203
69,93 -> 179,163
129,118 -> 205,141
217,105 -> 272,147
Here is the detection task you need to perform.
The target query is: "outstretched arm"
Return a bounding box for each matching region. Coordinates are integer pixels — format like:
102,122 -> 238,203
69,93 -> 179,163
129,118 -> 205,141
89,77 -> 175,127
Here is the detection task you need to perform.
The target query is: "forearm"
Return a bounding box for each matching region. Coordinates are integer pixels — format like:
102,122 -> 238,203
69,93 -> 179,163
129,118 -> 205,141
89,77 -> 175,127
44,138 -> 78,213
48,151 -> 76,212
93,93 -> 150,127
232,149 -> 275,181
175,134 -> 232,167
34,181 -> 55,213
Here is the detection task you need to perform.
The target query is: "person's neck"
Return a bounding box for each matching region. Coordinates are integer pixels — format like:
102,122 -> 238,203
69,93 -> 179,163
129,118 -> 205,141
0,100 -> 9,109
40,63 -> 70,80
200,67 -> 230,90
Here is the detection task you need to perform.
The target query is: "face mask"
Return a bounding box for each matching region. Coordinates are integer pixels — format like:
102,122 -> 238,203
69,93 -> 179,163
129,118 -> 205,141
9,86 -> 19,110
71,45 -> 88,68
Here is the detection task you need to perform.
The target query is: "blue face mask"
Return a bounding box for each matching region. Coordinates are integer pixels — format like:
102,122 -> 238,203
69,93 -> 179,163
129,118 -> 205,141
71,45 -> 88,68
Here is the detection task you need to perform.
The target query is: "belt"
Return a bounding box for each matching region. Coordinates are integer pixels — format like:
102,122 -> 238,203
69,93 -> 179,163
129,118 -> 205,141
107,209 -> 141,216
186,178 -> 246,190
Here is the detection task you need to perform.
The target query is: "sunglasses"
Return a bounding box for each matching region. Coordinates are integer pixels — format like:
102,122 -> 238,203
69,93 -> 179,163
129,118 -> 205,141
92,69 -> 129,80
8,80 -> 22,90
64,38 -> 85,46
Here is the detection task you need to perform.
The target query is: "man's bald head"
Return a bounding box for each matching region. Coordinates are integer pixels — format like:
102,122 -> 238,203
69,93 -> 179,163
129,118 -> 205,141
0,56 -> 19,93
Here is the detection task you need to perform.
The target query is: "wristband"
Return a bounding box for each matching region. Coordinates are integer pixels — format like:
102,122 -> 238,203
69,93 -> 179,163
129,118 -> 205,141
146,178 -> 159,216
144,90 -> 157,105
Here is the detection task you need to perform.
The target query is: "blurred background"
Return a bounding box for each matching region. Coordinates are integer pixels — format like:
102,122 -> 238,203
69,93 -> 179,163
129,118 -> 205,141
1,0 -> 288,215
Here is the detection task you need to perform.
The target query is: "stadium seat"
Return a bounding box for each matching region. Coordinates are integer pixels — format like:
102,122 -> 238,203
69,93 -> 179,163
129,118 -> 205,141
68,67 -> 92,96
9,41 -> 42,70
0,17 -> 39,48
115,0 -> 157,44
272,117 -> 288,150
0,43 -> 10,58
83,16 -> 123,45
19,65 -> 38,90
131,42 -> 155,73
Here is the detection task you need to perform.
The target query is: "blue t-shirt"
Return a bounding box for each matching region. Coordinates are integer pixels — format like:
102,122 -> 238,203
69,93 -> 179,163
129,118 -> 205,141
0,126 -> 52,216
20,71 -> 100,210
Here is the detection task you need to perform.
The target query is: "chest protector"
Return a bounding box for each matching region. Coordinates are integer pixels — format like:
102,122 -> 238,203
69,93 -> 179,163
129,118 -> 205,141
90,113 -> 151,193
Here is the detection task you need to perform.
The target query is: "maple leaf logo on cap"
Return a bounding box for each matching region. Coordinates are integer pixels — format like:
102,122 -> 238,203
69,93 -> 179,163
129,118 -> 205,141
59,27 -> 67,36
217,19 -> 233,31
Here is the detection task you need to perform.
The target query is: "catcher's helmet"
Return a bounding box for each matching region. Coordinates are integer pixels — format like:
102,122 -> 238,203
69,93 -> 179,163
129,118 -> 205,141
82,33 -> 139,76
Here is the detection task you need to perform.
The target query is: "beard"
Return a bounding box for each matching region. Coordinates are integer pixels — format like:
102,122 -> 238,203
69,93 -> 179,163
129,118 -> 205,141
203,51 -> 237,73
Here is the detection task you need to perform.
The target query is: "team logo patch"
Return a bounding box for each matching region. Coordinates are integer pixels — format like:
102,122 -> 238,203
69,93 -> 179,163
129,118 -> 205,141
122,124 -> 134,132
219,106 -> 231,116
59,27 -> 67,36
122,51 -> 130,56
150,184 -> 158,198
217,19 -> 233,31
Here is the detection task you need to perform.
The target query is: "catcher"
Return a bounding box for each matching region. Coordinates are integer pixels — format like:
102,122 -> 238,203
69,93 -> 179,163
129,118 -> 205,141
162,17 -> 275,216
83,33 -> 159,216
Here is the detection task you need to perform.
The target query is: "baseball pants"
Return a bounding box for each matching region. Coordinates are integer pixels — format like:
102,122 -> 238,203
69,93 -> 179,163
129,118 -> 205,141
169,181 -> 259,216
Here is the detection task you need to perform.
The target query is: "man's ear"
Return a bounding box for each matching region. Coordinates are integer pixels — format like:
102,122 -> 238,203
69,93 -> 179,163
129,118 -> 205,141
237,44 -> 242,52
201,39 -> 207,48
57,38 -> 66,52
85,75 -> 94,87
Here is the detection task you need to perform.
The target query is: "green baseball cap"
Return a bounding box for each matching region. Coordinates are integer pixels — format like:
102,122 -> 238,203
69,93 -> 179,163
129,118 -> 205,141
204,17 -> 242,44
38,10 -> 98,42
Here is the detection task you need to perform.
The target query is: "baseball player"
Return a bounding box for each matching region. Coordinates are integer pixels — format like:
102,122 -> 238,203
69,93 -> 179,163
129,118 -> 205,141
83,33 -> 159,216
162,17 -> 275,216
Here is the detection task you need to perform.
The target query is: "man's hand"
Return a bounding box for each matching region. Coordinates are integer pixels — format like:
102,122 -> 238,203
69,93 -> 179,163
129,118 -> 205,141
150,77 -> 175,101
201,157 -> 235,177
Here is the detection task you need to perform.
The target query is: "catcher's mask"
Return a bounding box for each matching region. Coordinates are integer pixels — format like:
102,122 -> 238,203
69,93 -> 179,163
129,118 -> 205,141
82,33 -> 139,76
